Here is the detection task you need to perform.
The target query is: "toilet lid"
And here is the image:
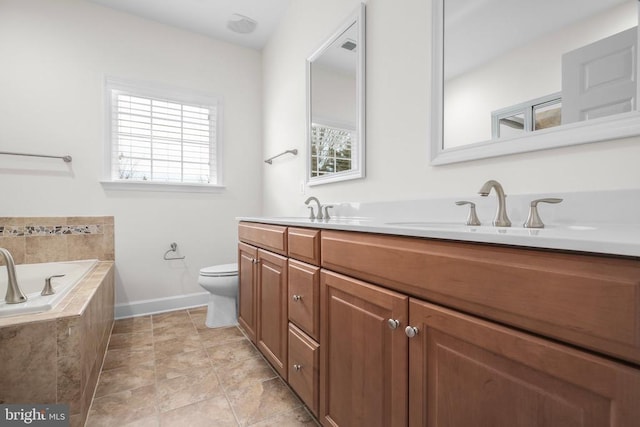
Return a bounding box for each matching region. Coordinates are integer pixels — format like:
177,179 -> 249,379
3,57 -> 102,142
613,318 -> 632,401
199,263 -> 238,277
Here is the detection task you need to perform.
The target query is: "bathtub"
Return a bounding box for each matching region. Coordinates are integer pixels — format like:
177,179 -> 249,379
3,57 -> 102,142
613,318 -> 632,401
0,259 -> 98,317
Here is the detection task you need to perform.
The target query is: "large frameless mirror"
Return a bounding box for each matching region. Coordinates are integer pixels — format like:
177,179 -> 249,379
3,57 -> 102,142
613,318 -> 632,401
431,0 -> 640,165
306,3 -> 365,185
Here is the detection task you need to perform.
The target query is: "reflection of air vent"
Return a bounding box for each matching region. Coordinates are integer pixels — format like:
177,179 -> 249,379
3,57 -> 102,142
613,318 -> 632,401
341,39 -> 357,51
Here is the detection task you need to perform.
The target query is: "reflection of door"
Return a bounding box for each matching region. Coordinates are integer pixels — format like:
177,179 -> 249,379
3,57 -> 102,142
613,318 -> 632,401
562,27 -> 637,124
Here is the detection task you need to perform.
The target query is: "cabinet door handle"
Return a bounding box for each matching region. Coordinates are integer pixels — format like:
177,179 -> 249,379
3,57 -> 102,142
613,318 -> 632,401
252,258 -> 260,265
405,326 -> 419,338
293,364 -> 302,371
292,294 -> 302,302
387,319 -> 400,330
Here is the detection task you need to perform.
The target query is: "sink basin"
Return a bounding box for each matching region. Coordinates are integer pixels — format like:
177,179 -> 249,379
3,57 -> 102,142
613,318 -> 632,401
261,216 -> 373,225
385,221 -> 599,235
385,221 -> 467,228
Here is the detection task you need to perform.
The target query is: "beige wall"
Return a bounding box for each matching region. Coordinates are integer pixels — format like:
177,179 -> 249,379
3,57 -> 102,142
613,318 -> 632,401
262,0 -> 640,217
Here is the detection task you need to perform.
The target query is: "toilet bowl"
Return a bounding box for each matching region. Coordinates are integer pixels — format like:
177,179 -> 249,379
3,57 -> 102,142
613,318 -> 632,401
198,263 -> 238,328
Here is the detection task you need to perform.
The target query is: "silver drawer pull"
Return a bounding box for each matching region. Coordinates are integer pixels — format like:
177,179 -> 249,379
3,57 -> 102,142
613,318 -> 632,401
292,295 -> 302,302
405,326 -> 419,338
387,319 -> 400,330
293,364 -> 302,371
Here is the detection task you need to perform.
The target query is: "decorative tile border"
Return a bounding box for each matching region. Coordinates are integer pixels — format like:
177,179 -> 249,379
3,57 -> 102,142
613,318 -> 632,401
0,217 -> 114,264
1,224 -> 104,237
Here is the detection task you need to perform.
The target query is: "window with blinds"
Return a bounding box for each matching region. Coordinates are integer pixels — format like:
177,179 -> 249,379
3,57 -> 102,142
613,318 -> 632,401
106,79 -> 221,187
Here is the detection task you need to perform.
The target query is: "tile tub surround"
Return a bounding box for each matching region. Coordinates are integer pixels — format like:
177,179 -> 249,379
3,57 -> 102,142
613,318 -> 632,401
0,216 -> 114,265
0,262 -> 115,427
87,307 -> 319,427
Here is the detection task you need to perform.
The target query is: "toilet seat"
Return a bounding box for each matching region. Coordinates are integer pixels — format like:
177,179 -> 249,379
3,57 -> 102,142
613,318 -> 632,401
199,263 -> 238,277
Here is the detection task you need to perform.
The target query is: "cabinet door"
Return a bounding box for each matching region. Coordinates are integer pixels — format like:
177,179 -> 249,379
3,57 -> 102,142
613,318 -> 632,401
257,249 -> 288,379
320,270 -> 408,427
238,242 -> 257,343
408,299 -> 640,427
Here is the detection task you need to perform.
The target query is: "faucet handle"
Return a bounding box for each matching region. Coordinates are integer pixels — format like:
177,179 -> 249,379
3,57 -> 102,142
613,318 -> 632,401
42,274 -> 65,296
523,198 -> 563,229
307,206 -> 316,220
455,201 -> 481,226
323,205 -> 334,220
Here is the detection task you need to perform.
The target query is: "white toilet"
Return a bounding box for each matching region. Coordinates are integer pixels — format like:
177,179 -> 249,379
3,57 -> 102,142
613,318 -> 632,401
198,263 -> 239,328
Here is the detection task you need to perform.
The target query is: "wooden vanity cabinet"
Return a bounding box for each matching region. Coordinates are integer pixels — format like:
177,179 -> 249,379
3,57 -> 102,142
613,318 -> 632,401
408,299 -> 640,427
256,248 -> 288,379
287,228 -> 322,415
321,230 -> 640,365
320,270 -> 408,427
238,222 -> 289,378
238,242 -> 258,343
319,229 -> 640,427
239,221 -> 640,427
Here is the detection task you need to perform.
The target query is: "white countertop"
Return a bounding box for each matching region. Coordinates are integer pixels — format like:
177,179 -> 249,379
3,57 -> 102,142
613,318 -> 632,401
238,216 -> 640,257
238,189 -> 640,258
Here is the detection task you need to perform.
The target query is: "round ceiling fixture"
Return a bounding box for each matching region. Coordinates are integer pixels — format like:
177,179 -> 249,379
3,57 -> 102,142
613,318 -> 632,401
227,14 -> 258,34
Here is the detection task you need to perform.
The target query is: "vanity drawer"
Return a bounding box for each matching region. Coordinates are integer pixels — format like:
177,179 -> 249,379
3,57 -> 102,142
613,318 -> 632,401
288,227 -> 321,265
288,259 -> 320,341
321,230 -> 640,365
288,323 -> 319,417
238,222 -> 287,256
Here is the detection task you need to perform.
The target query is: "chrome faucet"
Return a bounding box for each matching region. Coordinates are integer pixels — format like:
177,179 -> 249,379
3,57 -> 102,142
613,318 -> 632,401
0,247 -> 27,304
478,180 -> 511,227
304,196 -> 323,220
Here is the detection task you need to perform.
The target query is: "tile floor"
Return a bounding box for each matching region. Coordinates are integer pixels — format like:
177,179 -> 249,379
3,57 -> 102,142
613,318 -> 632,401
86,307 -> 319,426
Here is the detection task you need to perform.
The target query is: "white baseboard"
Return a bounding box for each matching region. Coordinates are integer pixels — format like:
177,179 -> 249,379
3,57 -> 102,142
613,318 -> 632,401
114,292 -> 209,319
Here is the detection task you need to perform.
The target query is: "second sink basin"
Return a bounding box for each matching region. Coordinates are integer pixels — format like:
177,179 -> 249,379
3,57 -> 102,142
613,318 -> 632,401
385,221 -> 470,229
384,221 -> 599,235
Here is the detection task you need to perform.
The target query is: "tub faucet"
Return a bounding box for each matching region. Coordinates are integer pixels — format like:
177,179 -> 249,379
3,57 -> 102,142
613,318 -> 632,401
0,247 -> 27,304
304,196 -> 323,220
478,180 -> 512,227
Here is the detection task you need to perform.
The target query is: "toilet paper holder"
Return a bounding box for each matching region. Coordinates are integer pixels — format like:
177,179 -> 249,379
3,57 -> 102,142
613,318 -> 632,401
163,242 -> 185,260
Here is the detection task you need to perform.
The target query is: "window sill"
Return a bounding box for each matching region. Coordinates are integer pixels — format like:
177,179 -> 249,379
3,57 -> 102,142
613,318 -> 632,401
100,180 -> 225,193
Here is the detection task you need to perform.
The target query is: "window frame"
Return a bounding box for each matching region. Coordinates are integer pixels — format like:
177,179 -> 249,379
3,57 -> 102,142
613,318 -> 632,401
102,77 -> 224,193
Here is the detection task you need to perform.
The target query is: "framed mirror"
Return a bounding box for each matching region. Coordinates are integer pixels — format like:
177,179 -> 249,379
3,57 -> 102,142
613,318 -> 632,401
306,3 -> 365,185
431,0 -> 640,165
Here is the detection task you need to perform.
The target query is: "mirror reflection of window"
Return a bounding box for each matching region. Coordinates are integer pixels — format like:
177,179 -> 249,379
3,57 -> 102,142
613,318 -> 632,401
311,123 -> 355,177
491,93 -> 562,138
498,113 -> 526,138
534,100 -> 562,130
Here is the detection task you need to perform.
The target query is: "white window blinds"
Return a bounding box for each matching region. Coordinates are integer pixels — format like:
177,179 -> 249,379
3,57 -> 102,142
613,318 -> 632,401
107,81 -> 220,186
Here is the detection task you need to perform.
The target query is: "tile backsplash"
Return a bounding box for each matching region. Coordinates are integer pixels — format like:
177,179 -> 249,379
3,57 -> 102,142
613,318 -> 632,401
0,216 -> 114,265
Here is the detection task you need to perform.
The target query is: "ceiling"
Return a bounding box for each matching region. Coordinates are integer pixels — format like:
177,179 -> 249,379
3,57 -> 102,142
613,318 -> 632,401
445,0 -> 631,79
85,0 -> 292,50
